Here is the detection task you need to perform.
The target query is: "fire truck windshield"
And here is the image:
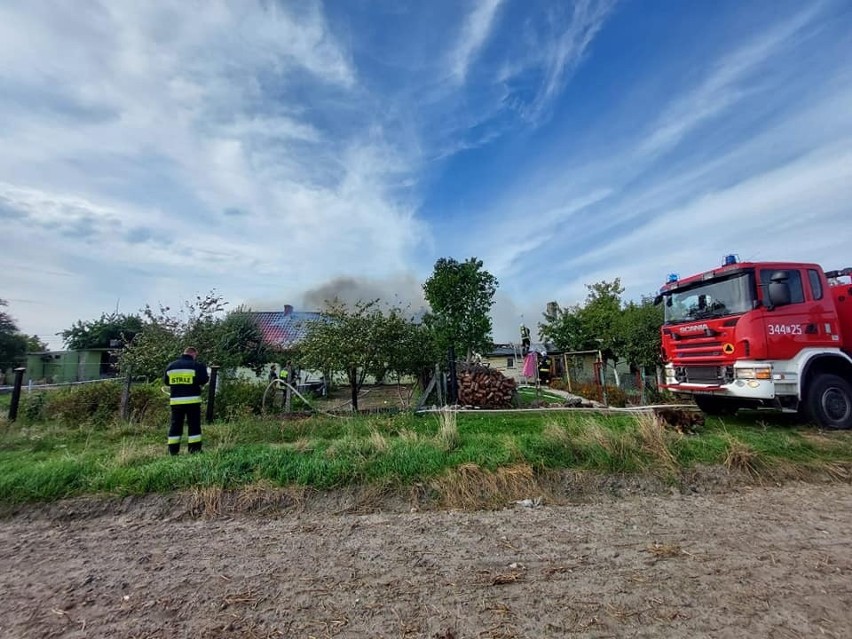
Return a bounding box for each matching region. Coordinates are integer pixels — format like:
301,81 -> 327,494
664,272 -> 755,324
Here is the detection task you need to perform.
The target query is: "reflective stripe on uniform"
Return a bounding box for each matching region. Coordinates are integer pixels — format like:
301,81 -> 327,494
170,395 -> 201,405
167,436 -> 181,444
187,435 -> 202,444
168,368 -> 196,385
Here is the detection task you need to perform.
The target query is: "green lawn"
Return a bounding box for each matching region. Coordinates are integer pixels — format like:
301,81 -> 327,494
516,387 -> 570,405
1,409 -> 850,505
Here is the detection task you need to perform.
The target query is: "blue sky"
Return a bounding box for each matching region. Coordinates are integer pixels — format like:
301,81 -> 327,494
2,0 -> 851,348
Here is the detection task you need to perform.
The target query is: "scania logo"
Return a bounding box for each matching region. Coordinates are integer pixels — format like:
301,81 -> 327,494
680,324 -> 709,333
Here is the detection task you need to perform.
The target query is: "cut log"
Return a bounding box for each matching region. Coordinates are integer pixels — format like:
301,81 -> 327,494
456,365 -> 517,408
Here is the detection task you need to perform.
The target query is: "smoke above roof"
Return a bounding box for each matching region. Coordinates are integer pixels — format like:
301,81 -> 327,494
244,273 -> 541,342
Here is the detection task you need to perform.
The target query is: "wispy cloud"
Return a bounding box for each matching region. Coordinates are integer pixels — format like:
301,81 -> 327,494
449,0 -> 506,83
480,188 -> 614,277
499,0 -> 617,122
551,137 -> 852,304
421,0 -> 616,158
531,0 -> 617,119
638,3 -> 825,157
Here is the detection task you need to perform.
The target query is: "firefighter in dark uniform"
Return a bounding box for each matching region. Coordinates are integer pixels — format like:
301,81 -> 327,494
538,351 -> 551,386
164,347 -> 209,455
520,324 -> 531,356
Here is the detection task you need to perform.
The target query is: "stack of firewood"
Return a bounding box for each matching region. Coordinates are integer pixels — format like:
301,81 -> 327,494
457,366 -> 517,408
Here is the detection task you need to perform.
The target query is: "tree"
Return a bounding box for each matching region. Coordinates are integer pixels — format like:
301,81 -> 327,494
620,297 -> 664,372
25,335 -> 48,352
539,280 -> 625,361
212,309 -> 273,375
540,280 -> 664,387
297,300 -> 430,411
579,279 -> 626,374
539,302 -> 592,352
119,321 -> 179,380
59,313 -> 143,350
118,292 -> 272,379
0,299 -> 31,370
422,257 -> 498,362
382,313 -> 441,396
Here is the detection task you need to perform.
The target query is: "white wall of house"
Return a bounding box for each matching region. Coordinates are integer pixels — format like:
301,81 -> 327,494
482,354 -> 529,383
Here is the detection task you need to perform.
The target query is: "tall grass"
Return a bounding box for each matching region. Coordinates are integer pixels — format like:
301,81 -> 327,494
0,409 -> 850,504
435,407 -> 460,452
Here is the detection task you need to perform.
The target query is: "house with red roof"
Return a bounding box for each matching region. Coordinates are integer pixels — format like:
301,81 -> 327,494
250,305 -> 322,350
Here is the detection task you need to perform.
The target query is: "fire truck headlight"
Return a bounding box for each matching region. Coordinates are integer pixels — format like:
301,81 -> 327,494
735,366 -> 771,380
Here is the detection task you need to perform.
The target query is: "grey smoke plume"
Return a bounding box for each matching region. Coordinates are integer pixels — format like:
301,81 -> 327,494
246,273 -> 543,343
300,274 -> 428,317
491,292 -> 544,344
243,274 -> 426,315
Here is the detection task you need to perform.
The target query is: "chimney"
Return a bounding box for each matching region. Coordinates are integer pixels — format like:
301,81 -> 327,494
284,304 -> 294,315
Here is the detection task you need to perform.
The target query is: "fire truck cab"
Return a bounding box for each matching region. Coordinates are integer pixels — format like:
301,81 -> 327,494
657,256 -> 852,429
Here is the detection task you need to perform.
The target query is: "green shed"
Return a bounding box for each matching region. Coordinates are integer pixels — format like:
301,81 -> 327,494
23,349 -> 118,385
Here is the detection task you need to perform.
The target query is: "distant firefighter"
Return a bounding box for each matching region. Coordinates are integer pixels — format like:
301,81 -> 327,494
538,352 -> 551,385
520,324 -> 531,355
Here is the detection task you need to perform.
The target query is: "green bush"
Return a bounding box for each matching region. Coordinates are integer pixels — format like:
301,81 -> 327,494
19,391 -> 49,422
215,377 -> 268,420
44,381 -> 124,426
12,377 -> 312,428
291,389 -> 317,412
14,382 -> 169,427
129,384 -> 170,427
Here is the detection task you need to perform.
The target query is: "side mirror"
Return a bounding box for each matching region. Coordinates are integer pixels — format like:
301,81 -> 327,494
767,271 -> 791,309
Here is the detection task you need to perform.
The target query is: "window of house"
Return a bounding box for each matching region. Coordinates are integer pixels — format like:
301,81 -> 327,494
808,269 -> 823,300
506,357 -> 515,369
760,269 -> 805,304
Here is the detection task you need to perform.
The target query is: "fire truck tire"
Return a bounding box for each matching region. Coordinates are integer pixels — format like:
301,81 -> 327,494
806,373 -> 852,430
694,395 -> 738,416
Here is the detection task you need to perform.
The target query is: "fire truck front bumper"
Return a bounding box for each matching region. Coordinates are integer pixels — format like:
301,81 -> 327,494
662,362 -> 787,401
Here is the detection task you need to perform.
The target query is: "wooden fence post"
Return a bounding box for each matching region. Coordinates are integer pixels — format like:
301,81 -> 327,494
206,365 -> 220,424
120,367 -> 132,422
8,367 -> 26,421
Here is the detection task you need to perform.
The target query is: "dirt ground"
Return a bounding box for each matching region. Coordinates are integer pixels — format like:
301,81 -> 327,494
1,483 -> 851,639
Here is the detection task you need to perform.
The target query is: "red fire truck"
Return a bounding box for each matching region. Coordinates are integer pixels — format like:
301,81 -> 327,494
656,257 -> 852,429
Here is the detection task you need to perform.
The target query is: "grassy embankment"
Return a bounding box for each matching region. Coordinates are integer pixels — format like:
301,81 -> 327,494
1,406 -> 850,505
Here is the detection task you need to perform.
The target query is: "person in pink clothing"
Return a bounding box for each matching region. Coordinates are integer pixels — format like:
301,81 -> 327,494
522,352 -> 537,378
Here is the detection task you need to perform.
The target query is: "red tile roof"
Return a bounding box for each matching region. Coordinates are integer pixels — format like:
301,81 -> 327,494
250,308 -> 322,349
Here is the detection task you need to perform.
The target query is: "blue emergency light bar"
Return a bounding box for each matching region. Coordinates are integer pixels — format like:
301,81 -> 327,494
723,254 -> 738,265
667,273 -> 678,283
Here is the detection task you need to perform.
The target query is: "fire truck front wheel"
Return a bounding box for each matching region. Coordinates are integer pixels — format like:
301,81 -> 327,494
806,373 -> 852,430
694,395 -> 738,416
